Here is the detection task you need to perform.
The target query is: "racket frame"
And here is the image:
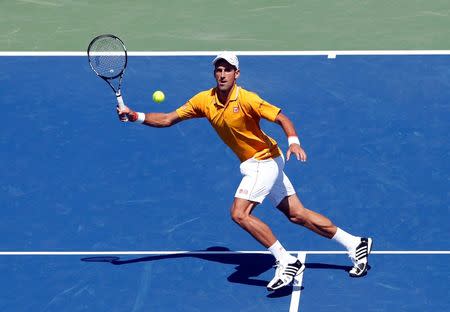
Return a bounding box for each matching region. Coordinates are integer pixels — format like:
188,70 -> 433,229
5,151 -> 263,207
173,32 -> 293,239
87,34 -> 128,120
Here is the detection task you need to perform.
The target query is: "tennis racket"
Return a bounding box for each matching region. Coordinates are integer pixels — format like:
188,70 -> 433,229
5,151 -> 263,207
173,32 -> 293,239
87,34 -> 128,121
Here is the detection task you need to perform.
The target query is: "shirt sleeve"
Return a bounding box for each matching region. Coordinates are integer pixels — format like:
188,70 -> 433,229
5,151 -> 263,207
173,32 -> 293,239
258,99 -> 281,122
246,91 -> 281,122
175,92 -> 206,120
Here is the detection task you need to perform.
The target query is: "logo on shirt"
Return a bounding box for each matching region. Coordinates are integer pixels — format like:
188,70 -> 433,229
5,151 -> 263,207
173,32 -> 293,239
233,106 -> 239,113
238,188 -> 248,195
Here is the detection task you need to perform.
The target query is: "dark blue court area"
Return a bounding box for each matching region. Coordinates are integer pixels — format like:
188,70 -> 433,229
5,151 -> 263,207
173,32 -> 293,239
1,54 -> 449,311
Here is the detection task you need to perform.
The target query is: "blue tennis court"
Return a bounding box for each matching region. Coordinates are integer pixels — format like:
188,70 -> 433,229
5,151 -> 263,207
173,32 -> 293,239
0,53 -> 449,311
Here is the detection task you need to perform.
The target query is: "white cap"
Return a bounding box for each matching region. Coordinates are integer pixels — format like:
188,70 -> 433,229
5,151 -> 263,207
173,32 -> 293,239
212,51 -> 239,69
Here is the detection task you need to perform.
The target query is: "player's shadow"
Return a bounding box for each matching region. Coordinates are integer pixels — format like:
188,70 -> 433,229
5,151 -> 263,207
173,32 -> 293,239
81,246 -> 351,298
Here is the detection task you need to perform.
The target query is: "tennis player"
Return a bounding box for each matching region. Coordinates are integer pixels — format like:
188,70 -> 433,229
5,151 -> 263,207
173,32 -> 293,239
117,52 -> 373,291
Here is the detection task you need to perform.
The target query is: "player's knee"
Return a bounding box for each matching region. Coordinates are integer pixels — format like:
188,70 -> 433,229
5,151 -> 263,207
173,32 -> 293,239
230,199 -> 258,226
288,215 -> 305,225
287,209 -> 308,225
231,210 -> 247,225
230,207 -> 250,225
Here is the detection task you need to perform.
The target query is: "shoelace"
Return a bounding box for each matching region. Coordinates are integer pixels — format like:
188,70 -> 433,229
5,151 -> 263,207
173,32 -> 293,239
272,261 -> 288,277
348,250 -> 357,265
273,261 -> 284,270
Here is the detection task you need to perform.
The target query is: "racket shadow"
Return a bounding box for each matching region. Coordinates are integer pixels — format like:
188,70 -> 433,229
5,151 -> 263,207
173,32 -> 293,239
81,247 -> 351,295
81,247 -> 273,288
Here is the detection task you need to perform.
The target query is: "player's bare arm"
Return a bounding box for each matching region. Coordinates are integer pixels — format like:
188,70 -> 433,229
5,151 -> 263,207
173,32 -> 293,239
117,105 -> 182,127
275,113 -> 307,162
140,111 -> 181,127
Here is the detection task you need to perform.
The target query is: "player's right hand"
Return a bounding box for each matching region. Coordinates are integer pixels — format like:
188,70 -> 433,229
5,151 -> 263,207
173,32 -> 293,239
116,104 -> 132,122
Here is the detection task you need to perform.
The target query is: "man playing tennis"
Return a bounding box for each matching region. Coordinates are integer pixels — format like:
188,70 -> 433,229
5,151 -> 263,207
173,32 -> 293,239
117,52 -> 373,291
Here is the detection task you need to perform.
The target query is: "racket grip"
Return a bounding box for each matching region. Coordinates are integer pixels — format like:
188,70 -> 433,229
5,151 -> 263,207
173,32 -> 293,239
116,92 -> 128,122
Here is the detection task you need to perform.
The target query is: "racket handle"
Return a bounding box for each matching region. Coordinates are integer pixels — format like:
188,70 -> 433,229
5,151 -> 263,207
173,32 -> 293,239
116,92 -> 128,122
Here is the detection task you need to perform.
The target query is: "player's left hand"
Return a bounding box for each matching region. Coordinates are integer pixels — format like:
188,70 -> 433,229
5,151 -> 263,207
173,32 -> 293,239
286,144 -> 307,162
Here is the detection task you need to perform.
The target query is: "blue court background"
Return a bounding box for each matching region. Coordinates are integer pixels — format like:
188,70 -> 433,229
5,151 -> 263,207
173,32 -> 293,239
0,55 -> 449,311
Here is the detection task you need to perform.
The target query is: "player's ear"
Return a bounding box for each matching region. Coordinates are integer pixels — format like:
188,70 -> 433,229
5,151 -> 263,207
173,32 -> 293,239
235,69 -> 240,79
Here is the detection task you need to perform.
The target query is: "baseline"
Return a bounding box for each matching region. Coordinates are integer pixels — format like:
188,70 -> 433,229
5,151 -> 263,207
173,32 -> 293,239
1,50 -> 450,57
0,250 -> 448,256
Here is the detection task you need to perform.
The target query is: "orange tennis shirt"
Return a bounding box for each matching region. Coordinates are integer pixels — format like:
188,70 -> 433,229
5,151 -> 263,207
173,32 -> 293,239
176,85 -> 282,162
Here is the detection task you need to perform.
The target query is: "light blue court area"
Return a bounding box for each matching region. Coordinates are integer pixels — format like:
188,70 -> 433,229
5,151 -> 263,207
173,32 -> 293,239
0,54 -> 449,311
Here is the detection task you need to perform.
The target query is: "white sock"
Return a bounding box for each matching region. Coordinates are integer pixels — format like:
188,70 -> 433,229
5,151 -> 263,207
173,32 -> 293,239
268,240 -> 297,264
332,227 -> 361,251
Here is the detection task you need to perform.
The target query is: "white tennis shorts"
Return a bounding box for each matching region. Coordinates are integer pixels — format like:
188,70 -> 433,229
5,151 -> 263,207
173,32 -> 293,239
234,156 -> 296,206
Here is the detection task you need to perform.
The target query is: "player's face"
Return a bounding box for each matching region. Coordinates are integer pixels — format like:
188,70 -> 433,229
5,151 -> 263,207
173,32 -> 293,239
214,60 -> 240,92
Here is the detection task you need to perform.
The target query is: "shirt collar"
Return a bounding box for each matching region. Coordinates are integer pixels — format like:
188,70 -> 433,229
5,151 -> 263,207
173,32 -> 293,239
213,84 -> 240,107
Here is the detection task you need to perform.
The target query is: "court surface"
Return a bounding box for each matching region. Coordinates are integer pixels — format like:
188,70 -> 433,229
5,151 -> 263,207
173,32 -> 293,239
0,53 -> 449,311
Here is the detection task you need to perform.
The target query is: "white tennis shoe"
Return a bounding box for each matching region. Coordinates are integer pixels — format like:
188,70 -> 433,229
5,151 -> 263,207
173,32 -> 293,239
267,258 -> 305,291
348,237 -> 373,277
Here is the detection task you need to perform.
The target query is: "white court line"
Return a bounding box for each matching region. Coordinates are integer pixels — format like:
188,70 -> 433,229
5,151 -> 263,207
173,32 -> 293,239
289,252 -> 307,312
1,50 -> 450,57
0,250 -> 448,255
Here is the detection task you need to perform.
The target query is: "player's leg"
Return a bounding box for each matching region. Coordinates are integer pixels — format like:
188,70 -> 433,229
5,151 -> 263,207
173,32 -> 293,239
276,194 -> 337,238
233,158 -> 296,258
234,158 -> 295,253
268,156 -> 373,278
233,158 -> 304,290
230,197 -> 303,291
276,193 -> 373,277
230,198 -> 276,248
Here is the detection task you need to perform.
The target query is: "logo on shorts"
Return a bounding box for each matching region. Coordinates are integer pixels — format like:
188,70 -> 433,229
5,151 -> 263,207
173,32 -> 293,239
233,106 -> 239,113
238,188 -> 248,195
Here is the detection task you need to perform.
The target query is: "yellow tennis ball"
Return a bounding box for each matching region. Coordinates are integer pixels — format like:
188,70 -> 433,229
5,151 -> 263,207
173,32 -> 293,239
152,90 -> 165,103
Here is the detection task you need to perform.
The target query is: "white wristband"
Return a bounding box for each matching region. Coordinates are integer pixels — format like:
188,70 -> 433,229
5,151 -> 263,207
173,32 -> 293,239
136,112 -> 146,123
288,136 -> 300,146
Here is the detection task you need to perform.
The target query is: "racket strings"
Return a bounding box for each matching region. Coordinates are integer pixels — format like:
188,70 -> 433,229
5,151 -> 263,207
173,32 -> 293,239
88,37 -> 126,79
